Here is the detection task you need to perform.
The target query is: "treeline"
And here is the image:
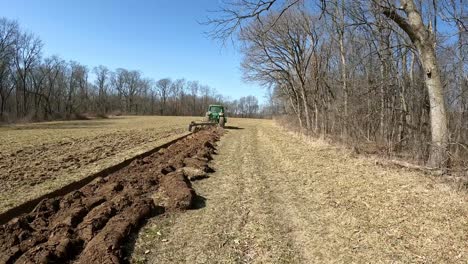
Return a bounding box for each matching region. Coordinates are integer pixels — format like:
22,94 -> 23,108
211,0 -> 467,167
0,18 -> 261,122
226,95 -> 261,118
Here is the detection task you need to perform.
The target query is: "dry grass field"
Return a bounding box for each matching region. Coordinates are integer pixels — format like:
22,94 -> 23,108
0,116 -> 195,213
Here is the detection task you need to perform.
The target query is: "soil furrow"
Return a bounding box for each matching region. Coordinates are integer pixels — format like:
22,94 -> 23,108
0,128 -> 222,264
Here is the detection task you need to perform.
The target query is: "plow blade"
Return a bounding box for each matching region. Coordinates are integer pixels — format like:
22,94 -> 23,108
188,121 -> 218,132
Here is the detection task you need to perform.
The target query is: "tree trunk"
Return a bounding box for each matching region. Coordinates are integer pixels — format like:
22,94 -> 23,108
455,7 -> 466,158
383,0 -> 449,167
379,61 -> 386,141
299,83 -> 312,131
420,43 -> 449,167
397,49 -> 410,151
0,96 -> 4,118
339,26 -> 348,139
285,87 -> 303,130
291,86 -> 303,130
314,101 -> 319,134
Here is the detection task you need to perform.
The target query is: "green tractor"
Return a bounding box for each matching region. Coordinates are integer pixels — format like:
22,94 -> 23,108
189,104 -> 227,131
204,105 -> 227,127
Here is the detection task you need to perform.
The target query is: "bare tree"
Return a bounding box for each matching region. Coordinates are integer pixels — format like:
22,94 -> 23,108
156,78 -> 172,115
241,9 -> 320,130
0,19 -> 18,119
93,65 -> 110,115
13,31 -> 42,118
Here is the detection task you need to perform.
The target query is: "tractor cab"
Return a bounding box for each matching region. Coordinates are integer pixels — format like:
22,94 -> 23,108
209,105 -> 223,113
206,105 -> 227,126
207,105 -> 226,120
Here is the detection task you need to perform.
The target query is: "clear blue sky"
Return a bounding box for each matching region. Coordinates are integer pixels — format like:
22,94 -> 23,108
0,0 -> 265,102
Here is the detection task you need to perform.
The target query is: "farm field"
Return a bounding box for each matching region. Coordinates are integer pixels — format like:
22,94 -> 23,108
0,116 -> 195,213
0,118 -> 466,263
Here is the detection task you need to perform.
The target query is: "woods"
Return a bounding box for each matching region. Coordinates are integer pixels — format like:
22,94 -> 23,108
209,0 -> 467,168
0,18 -> 261,122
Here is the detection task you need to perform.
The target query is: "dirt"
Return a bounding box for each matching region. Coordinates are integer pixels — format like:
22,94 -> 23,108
0,129 -> 177,188
0,116 -> 195,213
132,119 -> 468,263
0,127 -> 222,264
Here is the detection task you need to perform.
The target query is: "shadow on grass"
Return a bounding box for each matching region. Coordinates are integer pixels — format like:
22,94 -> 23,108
122,205 -> 165,264
190,195 -> 207,210
224,126 -> 244,130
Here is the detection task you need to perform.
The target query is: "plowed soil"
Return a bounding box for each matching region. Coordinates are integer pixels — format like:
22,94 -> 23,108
0,116 -> 195,213
0,128 -> 221,264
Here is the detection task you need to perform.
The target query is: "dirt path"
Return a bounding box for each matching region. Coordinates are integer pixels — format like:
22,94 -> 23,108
133,119 -> 467,263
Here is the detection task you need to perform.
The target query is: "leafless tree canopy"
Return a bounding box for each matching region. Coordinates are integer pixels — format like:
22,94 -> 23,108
208,0 -> 467,168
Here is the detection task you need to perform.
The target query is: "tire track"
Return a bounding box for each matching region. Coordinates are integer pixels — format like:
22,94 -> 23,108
133,124 -> 299,263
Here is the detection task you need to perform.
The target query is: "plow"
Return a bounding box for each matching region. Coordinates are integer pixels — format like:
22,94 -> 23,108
189,104 -> 227,131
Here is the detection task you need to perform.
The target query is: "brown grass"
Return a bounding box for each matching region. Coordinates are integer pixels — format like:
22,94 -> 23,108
275,116 -> 468,191
267,122 -> 468,263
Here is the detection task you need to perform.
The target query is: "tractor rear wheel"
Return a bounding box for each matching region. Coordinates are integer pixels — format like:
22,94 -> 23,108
219,117 -> 225,128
